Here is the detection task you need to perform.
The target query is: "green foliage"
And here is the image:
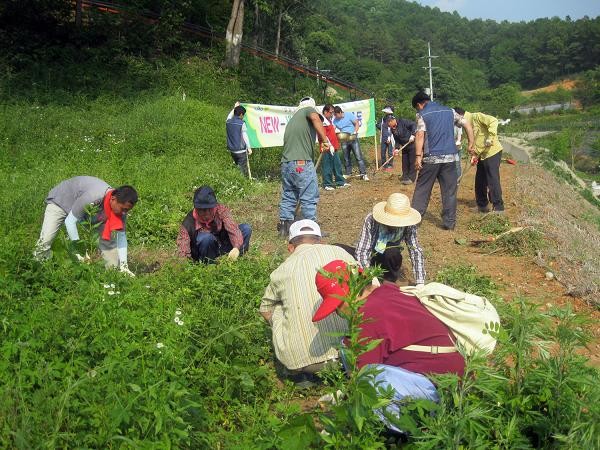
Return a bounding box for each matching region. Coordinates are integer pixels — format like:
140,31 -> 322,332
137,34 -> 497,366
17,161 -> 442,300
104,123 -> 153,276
469,212 -> 511,235
483,228 -> 545,256
435,264 -> 500,299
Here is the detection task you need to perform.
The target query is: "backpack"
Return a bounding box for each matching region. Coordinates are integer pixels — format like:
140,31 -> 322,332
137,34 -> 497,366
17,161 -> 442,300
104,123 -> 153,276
400,282 -> 500,355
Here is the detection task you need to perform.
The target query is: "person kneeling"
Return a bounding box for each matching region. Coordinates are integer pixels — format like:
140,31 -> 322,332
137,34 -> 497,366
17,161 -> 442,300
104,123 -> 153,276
176,186 -> 251,263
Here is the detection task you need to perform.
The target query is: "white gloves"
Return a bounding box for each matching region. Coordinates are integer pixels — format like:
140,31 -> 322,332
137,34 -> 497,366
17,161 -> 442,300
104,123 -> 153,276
247,148 -> 253,155
119,263 -> 135,277
371,277 -> 381,288
484,138 -> 492,147
228,247 -> 240,261
409,135 -> 415,143
75,252 -> 90,263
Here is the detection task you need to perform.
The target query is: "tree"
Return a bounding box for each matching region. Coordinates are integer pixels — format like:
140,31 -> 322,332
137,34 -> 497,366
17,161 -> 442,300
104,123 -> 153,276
224,0 -> 245,68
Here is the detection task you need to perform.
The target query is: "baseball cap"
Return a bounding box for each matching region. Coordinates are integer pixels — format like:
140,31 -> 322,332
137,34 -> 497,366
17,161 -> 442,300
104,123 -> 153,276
313,260 -> 352,322
193,186 -> 217,209
288,219 -> 321,242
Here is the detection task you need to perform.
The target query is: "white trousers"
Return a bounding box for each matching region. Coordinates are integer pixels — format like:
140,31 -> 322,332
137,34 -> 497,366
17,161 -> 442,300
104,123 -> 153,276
34,203 -> 119,268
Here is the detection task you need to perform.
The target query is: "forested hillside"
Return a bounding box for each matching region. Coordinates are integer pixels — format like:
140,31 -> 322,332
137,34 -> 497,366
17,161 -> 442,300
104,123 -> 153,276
2,0 -> 599,114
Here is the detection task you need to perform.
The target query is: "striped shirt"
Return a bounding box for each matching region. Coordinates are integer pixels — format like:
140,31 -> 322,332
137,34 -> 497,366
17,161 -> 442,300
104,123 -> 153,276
355,213 -> 426,285
260,244 -> 357,370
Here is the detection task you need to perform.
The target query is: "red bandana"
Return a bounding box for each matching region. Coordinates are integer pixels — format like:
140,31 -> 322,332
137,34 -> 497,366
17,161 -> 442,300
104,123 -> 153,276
101,190 -> 124,241
193,208 -> 216,230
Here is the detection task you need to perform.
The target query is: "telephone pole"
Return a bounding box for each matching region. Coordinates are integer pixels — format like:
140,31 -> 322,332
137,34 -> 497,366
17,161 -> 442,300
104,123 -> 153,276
421,42 -> 438,100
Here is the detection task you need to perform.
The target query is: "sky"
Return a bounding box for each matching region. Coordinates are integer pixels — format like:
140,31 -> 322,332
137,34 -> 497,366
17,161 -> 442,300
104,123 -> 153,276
412,0 -> 600,22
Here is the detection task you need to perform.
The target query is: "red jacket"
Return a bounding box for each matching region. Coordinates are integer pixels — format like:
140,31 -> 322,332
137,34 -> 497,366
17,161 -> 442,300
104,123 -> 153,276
323,119 -> 340,151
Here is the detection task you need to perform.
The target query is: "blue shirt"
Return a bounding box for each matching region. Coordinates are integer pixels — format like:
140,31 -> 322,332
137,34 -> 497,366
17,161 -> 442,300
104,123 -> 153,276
333,112 -> 357,133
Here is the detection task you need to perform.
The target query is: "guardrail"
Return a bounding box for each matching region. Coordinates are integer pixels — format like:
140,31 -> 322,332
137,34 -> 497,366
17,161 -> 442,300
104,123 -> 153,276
80,0 -> 373,98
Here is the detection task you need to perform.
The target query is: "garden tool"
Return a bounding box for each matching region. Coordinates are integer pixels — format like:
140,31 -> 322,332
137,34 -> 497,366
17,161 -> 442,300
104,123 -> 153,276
372,141 -> 411,176
457,155 -> 478,185
503,158 -> 516,165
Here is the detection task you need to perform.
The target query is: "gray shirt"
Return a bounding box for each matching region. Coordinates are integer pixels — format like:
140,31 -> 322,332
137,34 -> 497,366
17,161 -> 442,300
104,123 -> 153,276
46,176 -> 110,219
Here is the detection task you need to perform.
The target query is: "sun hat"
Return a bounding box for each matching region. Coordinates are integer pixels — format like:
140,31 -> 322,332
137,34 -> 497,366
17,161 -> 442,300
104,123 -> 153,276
382,105 -> 394,114
313,260 -> 352,322
298,96 -> 316,108
193,186 -> 218,209
288,219 -> 321,242
372,193 -> 421,227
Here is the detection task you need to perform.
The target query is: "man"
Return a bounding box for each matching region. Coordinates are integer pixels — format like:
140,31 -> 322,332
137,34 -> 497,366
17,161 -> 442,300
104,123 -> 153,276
321,104 -> 350,191
176,185 -> 251,263
226,101 -> 252,177
333,105 -> 369,181
378,106 -> 395,172
454,107 -> 505,213
313,260 -> 465,428
391,117 -> 417,184
34,176 -> 138,275
277,97 -> 330,238
411,92 -> 474,230
337,193 -> 425,285
259,220 -> 357,385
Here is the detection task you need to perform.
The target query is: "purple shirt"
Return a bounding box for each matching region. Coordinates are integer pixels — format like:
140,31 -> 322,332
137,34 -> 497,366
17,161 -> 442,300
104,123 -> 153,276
357,283 -> 465,376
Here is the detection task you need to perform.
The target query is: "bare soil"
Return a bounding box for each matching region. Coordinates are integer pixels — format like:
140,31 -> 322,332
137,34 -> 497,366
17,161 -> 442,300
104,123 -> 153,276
239,149 -> 600,367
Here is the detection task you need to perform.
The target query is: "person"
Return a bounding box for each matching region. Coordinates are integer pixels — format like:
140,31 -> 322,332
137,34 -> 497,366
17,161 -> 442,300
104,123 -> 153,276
411,92 -> 474,230
34,176 -> 138,275
454,107 -> 505,213
226,102 -> 253,177
336,193 -> 425,285
176,185 -> 251,263
313,260 -> 465,429
378,106 -> 395,172
259,219 -> 357,386
391,117 -> 417,184
277,97 -> 330,238
333,105 -> 369,181
321,104 -> 351,191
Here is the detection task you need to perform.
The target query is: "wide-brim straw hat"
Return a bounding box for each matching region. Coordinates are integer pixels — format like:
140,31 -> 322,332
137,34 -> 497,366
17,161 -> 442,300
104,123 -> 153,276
372,193 -> 421,227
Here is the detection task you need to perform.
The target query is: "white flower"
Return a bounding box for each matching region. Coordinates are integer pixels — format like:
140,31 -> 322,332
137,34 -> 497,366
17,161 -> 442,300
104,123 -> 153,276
145,285 -> 151,289
107,291 -> 115,295
174,317 -> 184,326
88,369 -> 97,378
116,291 -> 121,295
110,283 -> 115,288
175,309 -> 182,316
156,342 -> 165,349
103,284 -> 111,289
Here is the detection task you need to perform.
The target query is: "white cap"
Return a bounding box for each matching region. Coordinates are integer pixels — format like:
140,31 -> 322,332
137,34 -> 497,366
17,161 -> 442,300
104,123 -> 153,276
298,97 -> 316,108
288,219 -> 321,242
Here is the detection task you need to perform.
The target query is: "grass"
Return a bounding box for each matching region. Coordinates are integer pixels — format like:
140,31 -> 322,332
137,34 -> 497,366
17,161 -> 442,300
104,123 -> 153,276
1,54 -> 600,448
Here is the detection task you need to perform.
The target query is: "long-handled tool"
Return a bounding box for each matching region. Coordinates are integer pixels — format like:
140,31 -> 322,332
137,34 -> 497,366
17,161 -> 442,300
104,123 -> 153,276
372,140 -> 411,176
246,149 -> 253,180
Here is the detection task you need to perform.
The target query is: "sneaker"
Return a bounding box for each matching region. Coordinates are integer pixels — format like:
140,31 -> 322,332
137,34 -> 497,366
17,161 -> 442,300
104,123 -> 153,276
361,174 -> 370,181
324,186 -> 335,191
340,183 -> 351,188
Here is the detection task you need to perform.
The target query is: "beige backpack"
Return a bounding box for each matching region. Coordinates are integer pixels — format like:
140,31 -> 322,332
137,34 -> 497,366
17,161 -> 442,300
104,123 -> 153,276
400,282 -> 500,355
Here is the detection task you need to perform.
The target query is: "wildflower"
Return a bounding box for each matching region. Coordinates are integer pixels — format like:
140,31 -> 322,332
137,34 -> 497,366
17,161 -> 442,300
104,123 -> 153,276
110,283 -> 115,288
156,342 -> 165,349
175,309 -> 182,316
107,291 -> 115,295
103,284 -> 111,289
88,369 -> 97,378
174,317 -> 184,326
145,285 -> 151,289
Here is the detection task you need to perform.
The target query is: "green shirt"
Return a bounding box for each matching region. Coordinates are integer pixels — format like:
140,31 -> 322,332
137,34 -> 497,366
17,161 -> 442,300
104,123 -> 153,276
282,106 -> 318,162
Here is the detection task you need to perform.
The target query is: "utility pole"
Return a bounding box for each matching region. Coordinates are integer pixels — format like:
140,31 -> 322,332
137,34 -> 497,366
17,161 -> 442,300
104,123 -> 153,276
421,42 -> 438,100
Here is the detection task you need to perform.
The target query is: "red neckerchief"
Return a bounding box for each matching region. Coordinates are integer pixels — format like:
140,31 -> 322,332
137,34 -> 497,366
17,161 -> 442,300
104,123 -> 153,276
193,207 -> 216,230
101,190 -> 124,241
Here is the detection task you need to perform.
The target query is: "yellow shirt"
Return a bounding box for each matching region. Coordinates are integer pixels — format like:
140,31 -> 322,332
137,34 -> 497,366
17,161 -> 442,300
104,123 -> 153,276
464,111 -> 503,160
260,244 -> 357,370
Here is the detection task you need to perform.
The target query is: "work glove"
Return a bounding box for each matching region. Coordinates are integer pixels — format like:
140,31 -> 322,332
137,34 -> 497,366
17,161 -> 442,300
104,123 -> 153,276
228,247 -> 240,261
484,138 -> 492,147
371,277 -> 381,288
234,101 -> 240,107
470,155 -> 479,165
119,263 -> 135,277
393,149 -> 400,156
247,148 -> 252,155
386,136 -> 391,144
409,135 -> 415,143
75,252 -> 91,263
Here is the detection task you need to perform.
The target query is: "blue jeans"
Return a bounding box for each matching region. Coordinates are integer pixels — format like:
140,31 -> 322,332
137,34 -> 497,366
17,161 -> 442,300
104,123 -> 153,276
343,140 -> 367,176
279,160 -> 319,221
194,223 -> 252,263
369,364 -> 439,432
381,142 -> 394,168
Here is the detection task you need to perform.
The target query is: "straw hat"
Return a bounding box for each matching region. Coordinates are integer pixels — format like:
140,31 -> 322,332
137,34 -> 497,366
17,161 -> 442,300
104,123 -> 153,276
372,193 -> 421,227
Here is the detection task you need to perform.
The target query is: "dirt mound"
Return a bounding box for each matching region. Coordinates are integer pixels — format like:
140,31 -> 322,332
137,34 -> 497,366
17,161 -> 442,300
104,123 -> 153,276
522,78 -> 578,96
